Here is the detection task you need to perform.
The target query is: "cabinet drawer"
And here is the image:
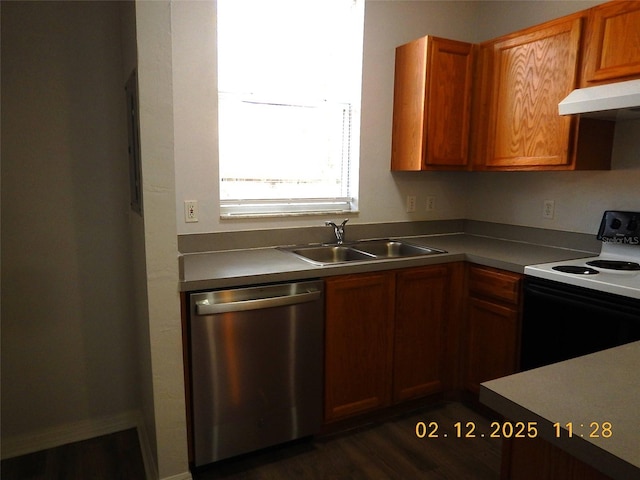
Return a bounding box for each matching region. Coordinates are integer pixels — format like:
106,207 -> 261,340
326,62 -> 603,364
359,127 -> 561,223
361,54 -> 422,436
468,265 -> 521,304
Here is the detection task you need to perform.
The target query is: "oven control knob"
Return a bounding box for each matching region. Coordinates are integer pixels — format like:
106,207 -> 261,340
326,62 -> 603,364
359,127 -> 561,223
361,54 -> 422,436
611,218 -> 622,229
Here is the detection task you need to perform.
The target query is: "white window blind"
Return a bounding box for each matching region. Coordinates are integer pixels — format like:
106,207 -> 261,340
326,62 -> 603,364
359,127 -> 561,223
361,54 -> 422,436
217,0 -> 364,217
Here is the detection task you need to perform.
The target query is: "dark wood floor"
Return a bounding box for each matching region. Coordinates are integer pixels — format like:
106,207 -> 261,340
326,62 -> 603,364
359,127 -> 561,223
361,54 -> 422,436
0,428 -> 146,480
1,402 -> 501,480
194,401 -> 502,480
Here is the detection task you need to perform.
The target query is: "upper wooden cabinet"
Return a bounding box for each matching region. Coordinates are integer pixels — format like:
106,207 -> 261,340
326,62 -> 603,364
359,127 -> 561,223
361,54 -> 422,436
473,14 -> 614,171
391,36 -> 474,171
392,2 -> 636,172
581,1 -> 640,86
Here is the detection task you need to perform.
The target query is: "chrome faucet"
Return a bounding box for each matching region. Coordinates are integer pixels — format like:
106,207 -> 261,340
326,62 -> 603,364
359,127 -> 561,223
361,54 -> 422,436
325,219 -> 349,244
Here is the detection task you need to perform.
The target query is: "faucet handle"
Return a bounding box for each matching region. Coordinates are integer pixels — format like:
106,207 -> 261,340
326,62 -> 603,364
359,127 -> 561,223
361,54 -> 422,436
325,219 -> 348,227
325,219 -> 348,244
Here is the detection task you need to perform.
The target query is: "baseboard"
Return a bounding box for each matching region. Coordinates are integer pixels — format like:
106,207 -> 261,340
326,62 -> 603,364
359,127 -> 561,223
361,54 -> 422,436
135,415 -> 159,480
135,418 -> 193,480
2,411 -> 193,480
0,410 -> 140,460
161,473 -> 193,480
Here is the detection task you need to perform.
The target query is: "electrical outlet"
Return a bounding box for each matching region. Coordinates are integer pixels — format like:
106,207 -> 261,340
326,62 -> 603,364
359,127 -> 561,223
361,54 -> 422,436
543,200 -> 555,219
406,195 -> 416,213
185,200 -> 198,223
426,195 -> 436,212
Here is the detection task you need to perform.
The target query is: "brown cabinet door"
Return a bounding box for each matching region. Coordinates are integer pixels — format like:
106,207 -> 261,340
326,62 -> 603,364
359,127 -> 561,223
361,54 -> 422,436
424,38 -> 474,168
465,296 -> 519,394
391,36 -> 474,171
581,1 -> 640,86
465,265 -> 521,394
484,17 -> 583,169
503,437 -> 615,480
393,265 -> 450,402
324,272 -> 395,422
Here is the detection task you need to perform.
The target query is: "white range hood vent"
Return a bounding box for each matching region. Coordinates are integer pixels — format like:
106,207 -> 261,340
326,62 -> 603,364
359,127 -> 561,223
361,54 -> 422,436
559,78 -> 640,120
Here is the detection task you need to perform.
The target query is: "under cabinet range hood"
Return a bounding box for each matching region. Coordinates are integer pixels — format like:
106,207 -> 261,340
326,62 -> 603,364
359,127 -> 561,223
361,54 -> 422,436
558,78 -> 640,120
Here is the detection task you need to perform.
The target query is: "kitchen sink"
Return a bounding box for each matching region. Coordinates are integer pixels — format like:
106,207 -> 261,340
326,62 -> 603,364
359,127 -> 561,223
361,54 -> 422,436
280,239 -> 446,265
352,239 -> 445,258
285,245 -> 376,264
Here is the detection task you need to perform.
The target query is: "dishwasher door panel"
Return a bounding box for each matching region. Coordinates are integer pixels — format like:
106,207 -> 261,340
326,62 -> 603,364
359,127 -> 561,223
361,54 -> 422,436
189,281 -> 324,466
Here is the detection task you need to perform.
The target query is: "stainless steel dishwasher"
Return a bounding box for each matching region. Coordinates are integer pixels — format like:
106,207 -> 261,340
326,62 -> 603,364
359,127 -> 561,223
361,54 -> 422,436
189,280 -> 324,466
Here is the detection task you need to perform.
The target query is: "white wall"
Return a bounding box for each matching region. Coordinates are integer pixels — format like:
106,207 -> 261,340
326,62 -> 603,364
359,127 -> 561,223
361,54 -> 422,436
358,1 -> 479,225
1,0 -> 140,455
473,0 -> 604,39
173,1 -> 481,235
1,1 -> 191,476
174,0 -> 638,238
120,2 -> 162,478
136,1 -> 191,478
467,121 -> 640,234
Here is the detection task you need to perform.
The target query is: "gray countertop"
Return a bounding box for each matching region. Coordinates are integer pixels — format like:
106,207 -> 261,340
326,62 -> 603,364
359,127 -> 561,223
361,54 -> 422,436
179,232 -> 595,291
480,341 -> 640,480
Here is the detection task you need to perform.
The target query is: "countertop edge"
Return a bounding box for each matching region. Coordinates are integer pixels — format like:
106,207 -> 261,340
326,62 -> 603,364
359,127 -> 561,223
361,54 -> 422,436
479,342 -> 640,480
180,251 -> 467,291
479,387 -> 637,480
179,233 -> 595,292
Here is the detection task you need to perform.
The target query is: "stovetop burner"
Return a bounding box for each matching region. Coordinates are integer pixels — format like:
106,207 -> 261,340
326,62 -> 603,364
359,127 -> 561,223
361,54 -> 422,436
552,265 -> 600,275
586,260 -> 640,271
524,211 -> 640,299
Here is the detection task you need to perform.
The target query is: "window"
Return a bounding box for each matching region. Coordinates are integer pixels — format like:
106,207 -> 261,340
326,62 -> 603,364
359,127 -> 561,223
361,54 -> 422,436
217,0 -> 364,217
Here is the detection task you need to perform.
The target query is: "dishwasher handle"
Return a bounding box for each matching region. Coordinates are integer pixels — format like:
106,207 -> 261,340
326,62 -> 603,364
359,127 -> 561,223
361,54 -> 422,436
195,289 -> 322,315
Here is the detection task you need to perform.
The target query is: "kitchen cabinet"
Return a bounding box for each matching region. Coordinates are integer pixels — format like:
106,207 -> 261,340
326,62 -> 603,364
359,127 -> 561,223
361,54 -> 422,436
501,437 -> 613,480
464,265 -> 521,394
482,341 -> 638,480
581,1 -> 640,86
474,14 -> 613,171
393,265 -> 454,402
391,36 -> 474,171
324,271 -> 395,422
324,264 -> 458,422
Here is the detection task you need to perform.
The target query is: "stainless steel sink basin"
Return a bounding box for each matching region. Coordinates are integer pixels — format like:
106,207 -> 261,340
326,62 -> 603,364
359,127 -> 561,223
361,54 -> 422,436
285,245 -> 376,265
280,239 -> 446,265
352,239 -> 445,258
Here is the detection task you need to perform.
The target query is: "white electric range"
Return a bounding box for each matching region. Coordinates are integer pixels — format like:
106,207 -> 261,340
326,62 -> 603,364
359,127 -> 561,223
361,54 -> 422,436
525,211 -> 640,299
521,211 -> 640,370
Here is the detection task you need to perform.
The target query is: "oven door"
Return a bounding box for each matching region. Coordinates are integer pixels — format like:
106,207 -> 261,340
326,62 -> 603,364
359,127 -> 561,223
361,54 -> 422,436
521,276 -> 640,371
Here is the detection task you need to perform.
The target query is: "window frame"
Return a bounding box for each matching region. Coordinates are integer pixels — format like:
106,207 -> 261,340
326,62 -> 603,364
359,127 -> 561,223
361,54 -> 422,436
216,0 -> 363,219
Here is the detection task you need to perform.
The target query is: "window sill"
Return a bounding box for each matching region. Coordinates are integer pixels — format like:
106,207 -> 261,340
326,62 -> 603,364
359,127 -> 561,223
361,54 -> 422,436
220,210 -> 359,220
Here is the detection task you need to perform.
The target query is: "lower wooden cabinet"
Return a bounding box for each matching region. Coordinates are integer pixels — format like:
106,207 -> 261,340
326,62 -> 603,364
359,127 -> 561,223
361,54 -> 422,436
324,271 -> 395,421
465,296 -> 519,393
393,265 -> 451,402
502,437 -> 613,480
324,264 -> 458,422
324,262 -> 522,422
464,265 -> 522,394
